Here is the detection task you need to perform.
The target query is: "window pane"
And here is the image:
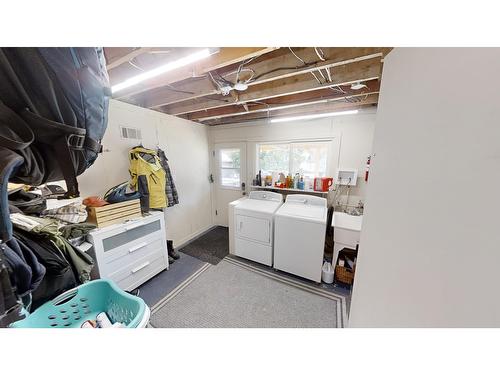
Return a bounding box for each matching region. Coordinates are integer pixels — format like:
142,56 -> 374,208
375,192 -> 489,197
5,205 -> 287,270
258,144 -> 290,175
221,168 -> 240,187
220,149 -> 240,168
291,142 -> 330,178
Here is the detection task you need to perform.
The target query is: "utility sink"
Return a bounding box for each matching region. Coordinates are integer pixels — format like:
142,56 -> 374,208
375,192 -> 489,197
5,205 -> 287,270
332,212 -> 363,232
331,212 -> 363,270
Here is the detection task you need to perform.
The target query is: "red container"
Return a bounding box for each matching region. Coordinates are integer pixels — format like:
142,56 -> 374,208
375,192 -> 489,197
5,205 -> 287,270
314,177 -> 333,192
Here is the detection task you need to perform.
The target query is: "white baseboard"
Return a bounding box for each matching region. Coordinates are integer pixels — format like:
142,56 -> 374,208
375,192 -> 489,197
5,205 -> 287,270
175,224 -> 217,250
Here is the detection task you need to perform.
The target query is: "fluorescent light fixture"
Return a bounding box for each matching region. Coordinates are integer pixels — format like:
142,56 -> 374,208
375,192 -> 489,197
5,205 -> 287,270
270,110 -> 359,123
112,48 -> 213,94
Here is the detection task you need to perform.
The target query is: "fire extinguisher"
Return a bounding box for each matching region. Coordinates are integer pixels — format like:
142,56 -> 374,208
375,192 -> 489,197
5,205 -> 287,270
365,155 -> 371,182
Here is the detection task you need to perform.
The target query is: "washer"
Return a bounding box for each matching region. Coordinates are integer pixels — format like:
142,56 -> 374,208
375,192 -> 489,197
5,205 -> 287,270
274,194 -> 328,282
232,191 -> 283,266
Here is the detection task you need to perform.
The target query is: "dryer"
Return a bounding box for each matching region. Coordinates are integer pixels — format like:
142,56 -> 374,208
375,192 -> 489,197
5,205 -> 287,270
274,194 -> 328,282
233,191 -> 283,266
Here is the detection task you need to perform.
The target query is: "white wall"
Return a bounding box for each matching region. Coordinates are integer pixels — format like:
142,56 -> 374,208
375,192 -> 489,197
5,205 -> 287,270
78,99 -> 213,247
349,48 -> 500,327
209,109 -> 376,208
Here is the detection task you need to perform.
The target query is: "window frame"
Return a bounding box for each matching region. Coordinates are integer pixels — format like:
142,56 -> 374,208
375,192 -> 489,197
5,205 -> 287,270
218,147 -> 242,190
255,139 -> 333,179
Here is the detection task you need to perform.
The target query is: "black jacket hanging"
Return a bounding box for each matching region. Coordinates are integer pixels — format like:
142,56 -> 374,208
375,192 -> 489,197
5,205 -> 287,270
157,148 -> 179,207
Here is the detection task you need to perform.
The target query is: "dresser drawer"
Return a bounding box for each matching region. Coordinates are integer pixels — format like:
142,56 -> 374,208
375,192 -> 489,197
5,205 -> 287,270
101,219 -> 162,253
101,229 -> 163,263
100,237 -> 166,275
108,252 -> 168,291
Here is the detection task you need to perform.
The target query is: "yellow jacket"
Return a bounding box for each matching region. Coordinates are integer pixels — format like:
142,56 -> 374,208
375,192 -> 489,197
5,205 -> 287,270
129,147 -> 167,209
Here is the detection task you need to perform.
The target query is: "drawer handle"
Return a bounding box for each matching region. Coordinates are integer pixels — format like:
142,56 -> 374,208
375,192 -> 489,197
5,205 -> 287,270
131,261 -> 150,274
239,221 -> 243,230
128,242 -> 148,253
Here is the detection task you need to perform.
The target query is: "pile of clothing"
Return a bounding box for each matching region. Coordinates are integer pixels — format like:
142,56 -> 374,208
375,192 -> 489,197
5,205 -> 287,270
3,185 -> 96,311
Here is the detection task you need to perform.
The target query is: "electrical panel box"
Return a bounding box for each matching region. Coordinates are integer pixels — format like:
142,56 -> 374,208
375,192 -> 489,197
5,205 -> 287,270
335,169 -> 358,186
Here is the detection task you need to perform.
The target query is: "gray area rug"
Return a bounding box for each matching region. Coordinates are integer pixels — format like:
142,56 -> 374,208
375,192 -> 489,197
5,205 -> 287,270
137,253 -> 206,307
150,257 -> 347,328
179,226 -> 229,265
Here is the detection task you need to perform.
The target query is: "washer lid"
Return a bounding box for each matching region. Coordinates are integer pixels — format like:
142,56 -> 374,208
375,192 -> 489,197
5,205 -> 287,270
285,194 -> 326,207
276,202 -> 328,223
235,198 -> 283,215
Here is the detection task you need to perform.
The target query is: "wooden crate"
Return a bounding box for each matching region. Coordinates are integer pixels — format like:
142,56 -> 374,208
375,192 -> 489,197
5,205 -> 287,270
86,199 -> 142,228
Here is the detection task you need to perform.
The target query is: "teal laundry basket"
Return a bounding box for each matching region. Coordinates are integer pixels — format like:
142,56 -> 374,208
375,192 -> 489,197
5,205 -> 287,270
11,279 -> 150,328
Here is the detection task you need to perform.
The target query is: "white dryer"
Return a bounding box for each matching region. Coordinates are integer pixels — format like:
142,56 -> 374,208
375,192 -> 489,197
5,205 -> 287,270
233,191 -> 283,266
274,194 -> 328,282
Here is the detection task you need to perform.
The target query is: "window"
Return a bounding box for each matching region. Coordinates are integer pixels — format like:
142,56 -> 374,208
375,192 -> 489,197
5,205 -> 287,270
219,148 -> 241,188
257,141 -> 330,178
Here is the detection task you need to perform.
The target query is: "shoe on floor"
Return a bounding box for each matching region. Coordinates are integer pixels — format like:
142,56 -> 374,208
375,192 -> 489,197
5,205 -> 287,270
167,240 -> 180,260
168,255 -> 175,264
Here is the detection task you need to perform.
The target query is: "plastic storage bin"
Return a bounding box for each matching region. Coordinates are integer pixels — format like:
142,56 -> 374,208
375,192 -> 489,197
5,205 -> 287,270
11,279 -> 150,328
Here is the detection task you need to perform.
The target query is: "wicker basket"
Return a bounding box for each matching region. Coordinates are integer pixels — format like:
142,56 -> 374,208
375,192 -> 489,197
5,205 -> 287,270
335,265 -> 355,285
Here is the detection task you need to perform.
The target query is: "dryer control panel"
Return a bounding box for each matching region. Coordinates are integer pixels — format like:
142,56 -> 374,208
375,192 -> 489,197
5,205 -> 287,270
248,190 -> 283,202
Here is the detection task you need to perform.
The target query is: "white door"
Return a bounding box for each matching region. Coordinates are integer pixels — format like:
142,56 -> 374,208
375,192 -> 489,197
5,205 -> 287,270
213,142 -> 247,226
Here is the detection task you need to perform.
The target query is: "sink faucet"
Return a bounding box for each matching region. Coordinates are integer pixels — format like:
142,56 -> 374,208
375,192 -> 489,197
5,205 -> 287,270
349,201 -> 364,216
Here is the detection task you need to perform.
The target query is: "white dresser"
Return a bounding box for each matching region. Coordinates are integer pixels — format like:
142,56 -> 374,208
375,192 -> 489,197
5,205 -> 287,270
86,211 -> 169,291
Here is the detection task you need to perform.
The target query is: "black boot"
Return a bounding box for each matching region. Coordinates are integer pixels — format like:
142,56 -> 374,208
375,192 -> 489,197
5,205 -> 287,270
167,240 -> 180,260
168,255 -> 175,264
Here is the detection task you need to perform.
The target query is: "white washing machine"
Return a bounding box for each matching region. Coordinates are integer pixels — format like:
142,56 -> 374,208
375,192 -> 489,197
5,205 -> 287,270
274,194 -> 328,282
233,191 -> 283,266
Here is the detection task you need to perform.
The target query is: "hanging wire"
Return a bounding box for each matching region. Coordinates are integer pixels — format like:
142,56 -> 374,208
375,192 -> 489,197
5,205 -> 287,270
330,85 -> 346,94
310,71 -> 322,84
314,47 -> 326,61
128,58 -> 144,71
326,68 -> 332,82
317,69 -> 326,82
289,47 -> 307,65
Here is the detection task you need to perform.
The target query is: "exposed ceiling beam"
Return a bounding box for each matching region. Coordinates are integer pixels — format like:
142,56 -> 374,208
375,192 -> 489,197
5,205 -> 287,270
197,92 -> 379,122
144,47 -> 387,109
106,47 -> 153,70
186,80 -> 380,121
114,47 -> 278,99
163,57 -> 382,116
202,95 -> 379,126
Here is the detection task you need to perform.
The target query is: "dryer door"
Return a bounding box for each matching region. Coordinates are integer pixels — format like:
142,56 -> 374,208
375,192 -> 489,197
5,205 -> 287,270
235,214 -> 271,244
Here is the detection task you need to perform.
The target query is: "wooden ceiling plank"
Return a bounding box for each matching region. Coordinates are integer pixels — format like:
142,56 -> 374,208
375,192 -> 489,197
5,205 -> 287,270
241,47 -> 384,86
106,48 -> 153,70
187,80 -> 380,121
196,92 -> 379,122
203,96 -> 378,125
165,57 -> 381,116
114,47 -> 277,99
145,47 -> 386,109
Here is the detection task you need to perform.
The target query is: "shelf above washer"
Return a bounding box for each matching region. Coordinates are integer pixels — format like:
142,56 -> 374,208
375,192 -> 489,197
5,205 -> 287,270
250,185 -> 330,196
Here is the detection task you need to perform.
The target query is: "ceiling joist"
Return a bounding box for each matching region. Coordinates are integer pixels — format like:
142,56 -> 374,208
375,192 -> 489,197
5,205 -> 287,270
202,95 -> 379,126
163,57 -> 382,116
104,47 -> 392,126
197,92 -> 379,122
144,47 -> 387,109
113,47 -> 278,99
187,80 -> 380,121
